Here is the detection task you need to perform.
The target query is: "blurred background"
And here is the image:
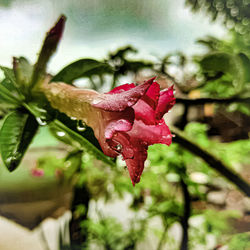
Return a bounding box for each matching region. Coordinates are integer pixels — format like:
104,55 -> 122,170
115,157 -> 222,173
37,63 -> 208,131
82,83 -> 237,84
0,0 -> 226,71
0,0 -> 250,250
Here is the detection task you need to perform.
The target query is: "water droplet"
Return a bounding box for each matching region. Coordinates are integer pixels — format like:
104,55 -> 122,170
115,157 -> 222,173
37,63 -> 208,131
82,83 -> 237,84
56,131 -> 66,137
115,144 -> 122,151
71,117 -> 77,120
5,152 -> 21,165
77,120 -> 86,131
36,117 -> 47,126
5,157 -> 13,165
92,99 -> 101,105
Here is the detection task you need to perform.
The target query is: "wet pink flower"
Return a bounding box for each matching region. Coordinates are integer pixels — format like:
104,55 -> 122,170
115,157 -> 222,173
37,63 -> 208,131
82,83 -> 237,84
44,78 -> 175,185
31,168 -> 44,177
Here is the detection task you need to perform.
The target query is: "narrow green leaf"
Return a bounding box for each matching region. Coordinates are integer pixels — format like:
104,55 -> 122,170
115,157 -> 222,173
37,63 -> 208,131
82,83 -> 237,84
51,59 -> 113,84
0,110 -> 39,171
52,119 -> 115,167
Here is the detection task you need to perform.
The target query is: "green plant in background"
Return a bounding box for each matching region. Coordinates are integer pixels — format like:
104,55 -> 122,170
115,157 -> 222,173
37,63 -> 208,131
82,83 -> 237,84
0,1 -> 250,249
228,232 -> 250,250
81,216 -> 146,250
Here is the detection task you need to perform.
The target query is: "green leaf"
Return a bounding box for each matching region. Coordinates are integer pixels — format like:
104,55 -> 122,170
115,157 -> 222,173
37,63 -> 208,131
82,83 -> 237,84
63,150 -> 83,180
13,57 -> 33,91
0,110 -> 38,171
237,53 -> 250,83
0,79 -> 22,105
228,232 -> 250,250
200,52 -> 245,92
51,59 -> 113,84
52,119 -> 115,167
0,66 -> 17,88
0,67 -> 23,104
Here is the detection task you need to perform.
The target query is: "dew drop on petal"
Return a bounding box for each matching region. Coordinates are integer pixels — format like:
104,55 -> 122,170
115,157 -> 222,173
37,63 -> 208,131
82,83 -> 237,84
92,99 -> 102,105
115,144 -> 122,152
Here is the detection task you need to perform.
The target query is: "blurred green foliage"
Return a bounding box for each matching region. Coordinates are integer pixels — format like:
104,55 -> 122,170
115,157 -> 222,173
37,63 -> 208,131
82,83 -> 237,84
0,5 -> 249,249
81,217 -> 146,250
228,232 -> 250,250
186,0 -> 250,43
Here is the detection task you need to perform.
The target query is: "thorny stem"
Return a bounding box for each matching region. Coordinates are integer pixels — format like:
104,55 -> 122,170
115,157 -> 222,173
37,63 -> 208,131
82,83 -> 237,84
171,126 -> 250,197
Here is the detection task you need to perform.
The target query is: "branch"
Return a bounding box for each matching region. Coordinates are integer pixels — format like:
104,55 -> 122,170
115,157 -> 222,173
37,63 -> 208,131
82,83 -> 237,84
175,97 -> 250,105
180,176 -> 191,250
171,126 -> 250,197
156,225 -> 168,250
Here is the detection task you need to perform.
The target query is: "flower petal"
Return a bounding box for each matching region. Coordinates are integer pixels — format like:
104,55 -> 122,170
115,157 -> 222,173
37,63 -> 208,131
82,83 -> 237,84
107,132 -> 134,159
128,120 -> 172,146
125,144 -> 148,186
92,78 -> 155,112
104,107 -> 135,139
155,85 -> 176,120
132,81 -> 160,125
133,100 -> 156,125
141,81 -> 160,110
107,83 -> 136,94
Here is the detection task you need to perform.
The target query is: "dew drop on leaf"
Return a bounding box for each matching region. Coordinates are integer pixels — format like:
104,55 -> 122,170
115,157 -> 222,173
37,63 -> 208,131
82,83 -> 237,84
56,131 -> 66,137
36,117 -> 47,126
77,120 -> 86,131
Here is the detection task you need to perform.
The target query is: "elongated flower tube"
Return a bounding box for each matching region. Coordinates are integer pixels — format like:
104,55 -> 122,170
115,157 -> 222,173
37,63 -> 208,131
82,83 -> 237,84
43,78 -> 175,185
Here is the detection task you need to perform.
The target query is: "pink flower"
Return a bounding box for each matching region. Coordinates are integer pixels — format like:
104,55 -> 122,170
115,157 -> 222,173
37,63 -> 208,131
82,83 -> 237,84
44,78 -> 175,185
31,168 -> 44,177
